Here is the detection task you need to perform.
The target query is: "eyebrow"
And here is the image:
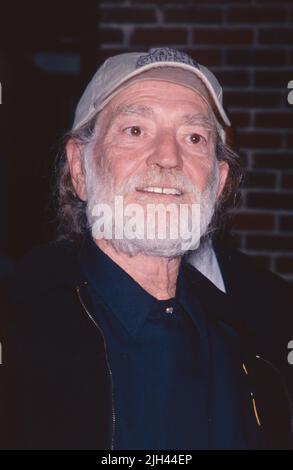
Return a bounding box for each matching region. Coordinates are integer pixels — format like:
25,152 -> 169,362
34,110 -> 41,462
180,113 -> 214,129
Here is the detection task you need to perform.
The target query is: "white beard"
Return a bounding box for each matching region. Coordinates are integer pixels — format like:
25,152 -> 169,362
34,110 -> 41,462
85,158 -> 220,258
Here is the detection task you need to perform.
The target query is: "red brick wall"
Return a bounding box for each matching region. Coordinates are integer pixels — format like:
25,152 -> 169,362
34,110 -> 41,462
97,0 -> 293,282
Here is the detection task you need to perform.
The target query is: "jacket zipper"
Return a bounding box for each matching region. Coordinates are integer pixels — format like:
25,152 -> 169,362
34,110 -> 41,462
76,283 -> 116,450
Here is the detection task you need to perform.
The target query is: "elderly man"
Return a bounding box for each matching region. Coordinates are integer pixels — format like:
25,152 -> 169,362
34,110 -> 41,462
1,48 -> 293,450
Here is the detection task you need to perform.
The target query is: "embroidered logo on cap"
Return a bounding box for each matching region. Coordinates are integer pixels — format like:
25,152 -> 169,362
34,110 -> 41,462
136,47 -> 199,69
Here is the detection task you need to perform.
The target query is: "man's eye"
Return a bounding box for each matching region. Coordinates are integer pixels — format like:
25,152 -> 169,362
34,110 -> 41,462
188,133 -> 205,144
124,126 -> 143,137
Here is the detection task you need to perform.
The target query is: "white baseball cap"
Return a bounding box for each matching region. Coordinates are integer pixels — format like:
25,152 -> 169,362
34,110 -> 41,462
72,47 -> 231,140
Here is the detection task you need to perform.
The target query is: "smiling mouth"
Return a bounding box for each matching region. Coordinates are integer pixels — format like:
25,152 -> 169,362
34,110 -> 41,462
136,186 -> 183,196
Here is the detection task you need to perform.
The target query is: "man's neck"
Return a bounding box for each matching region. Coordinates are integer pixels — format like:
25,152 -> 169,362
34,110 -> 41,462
94,239 -> 180,300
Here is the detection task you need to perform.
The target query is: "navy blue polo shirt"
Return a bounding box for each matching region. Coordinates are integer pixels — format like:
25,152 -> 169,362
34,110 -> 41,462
78,235 -> 262,450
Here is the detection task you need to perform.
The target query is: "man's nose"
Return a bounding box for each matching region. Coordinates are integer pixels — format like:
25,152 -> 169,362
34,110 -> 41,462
146,129 -> 183,170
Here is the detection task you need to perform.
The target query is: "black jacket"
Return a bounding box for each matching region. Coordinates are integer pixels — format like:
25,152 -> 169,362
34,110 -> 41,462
0,239 -> 293,449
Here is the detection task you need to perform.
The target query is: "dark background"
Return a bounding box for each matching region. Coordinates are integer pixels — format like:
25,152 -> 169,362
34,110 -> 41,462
0,0 -> 293,282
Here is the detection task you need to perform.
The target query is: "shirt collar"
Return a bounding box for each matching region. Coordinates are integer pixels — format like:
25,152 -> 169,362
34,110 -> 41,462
78,234 -> 208,337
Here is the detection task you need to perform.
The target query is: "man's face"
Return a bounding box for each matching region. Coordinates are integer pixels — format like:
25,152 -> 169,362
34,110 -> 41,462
70,79 -> 229,256
94,80 -> 225,205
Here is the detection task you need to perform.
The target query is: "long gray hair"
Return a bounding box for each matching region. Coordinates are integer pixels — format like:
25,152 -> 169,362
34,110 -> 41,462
54,114 -> 244,242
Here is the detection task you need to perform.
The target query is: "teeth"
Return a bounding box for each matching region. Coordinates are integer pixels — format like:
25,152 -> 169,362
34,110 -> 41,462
162,188 -> 181,195
140,187 -> 181,195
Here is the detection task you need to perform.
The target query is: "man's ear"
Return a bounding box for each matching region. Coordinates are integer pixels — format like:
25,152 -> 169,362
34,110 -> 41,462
216,160 -> 229,200
66,139 -> 87,201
